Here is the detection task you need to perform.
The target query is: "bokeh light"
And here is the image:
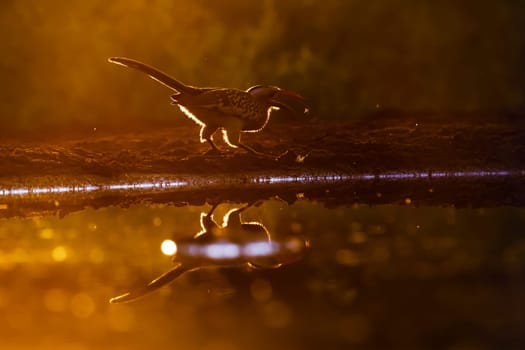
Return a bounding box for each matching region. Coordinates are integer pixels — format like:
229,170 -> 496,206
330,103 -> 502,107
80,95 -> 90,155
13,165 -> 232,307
51,246 -> 68,262
161,239 -> 177,256
70,293 -> 96,319
0,198 -> 523,349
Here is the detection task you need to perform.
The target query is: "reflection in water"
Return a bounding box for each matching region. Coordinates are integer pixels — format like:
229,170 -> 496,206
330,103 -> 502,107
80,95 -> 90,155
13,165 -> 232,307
110,203 -> 308,303
0,198 -> 524,349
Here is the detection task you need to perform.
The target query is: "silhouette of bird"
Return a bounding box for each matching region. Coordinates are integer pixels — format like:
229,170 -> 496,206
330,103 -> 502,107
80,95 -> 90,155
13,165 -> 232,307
108,57 -> 307,157
109,202 -> 308,303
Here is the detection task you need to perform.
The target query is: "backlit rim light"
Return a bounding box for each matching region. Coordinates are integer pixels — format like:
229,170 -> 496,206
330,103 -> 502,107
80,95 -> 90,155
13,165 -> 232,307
0,170 -> 522,198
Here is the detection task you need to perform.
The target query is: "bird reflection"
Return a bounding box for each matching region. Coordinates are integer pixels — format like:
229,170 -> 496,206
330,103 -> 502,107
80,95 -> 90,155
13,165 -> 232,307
110,202 -> 308,303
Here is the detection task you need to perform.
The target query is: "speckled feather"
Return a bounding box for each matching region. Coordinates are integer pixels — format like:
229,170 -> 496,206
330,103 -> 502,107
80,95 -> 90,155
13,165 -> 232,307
175,88 -> 268,125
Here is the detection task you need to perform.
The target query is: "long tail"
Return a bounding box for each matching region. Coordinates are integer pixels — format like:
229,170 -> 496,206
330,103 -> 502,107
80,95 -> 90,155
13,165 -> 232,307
109,263 -> 194,303
108,57 -> 200,94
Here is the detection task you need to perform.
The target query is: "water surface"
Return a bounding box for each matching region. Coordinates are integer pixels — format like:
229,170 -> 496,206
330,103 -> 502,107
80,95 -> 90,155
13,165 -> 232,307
1,196 -> 524,349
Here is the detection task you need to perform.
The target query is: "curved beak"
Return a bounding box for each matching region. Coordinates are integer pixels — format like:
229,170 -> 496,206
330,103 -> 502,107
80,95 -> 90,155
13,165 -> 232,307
271,89 -> 309,115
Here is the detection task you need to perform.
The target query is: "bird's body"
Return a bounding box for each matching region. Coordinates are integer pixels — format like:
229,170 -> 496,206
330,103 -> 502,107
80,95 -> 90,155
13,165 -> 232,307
108,57 -> 306,157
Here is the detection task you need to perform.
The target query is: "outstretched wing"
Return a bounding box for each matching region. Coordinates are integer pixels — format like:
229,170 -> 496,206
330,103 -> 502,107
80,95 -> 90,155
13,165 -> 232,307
109,263 -> 193,303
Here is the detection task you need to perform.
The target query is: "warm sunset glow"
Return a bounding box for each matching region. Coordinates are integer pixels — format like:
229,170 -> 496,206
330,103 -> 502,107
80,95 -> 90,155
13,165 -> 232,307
51,246 -> 68,262
0,1 -> 522,348
70,293 -> 96,319
39,228 -> 55,239
43,289 -> 68,313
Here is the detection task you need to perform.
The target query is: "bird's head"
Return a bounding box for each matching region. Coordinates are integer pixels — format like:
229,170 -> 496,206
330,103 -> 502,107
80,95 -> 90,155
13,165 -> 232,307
247,85 -> 308,115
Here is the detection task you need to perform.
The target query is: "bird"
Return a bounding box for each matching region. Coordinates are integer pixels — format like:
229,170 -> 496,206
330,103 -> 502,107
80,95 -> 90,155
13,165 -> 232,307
109,202 -> 308,303
108,57 -> 307,157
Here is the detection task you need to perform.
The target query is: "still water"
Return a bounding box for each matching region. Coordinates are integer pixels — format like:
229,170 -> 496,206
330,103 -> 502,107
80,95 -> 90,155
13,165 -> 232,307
1,190 -> 524,349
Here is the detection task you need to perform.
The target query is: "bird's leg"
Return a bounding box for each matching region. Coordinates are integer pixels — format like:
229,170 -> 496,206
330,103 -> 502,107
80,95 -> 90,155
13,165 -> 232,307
205,139 -> 221,154
200,125 -> 221,154
223,128 -> 276,159
207,202 -> 221,217
238,143 -> 270,158
199,202 -> 221,236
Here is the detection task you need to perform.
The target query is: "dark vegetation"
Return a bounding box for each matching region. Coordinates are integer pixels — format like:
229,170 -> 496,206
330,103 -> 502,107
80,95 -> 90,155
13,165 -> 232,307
0,0 -> 524,137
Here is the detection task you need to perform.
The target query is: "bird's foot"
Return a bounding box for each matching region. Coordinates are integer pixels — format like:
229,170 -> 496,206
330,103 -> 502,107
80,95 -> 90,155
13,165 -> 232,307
275,150 -> 310,163
255,151 -> 286,161
203,148 -> 222,157
274,150 -> 290,161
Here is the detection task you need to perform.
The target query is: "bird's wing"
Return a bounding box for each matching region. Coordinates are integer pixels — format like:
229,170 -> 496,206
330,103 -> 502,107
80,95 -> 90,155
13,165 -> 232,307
180,89 -> 259,119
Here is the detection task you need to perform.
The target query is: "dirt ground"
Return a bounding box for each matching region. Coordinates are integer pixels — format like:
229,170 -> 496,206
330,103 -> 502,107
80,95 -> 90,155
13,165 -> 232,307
1,113 -> 524,217
1,113 -> 524,176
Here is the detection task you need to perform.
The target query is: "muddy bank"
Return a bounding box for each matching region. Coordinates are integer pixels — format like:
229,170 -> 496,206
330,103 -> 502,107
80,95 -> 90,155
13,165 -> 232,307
1,114 -> 524,217
1,114 -> 524,178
